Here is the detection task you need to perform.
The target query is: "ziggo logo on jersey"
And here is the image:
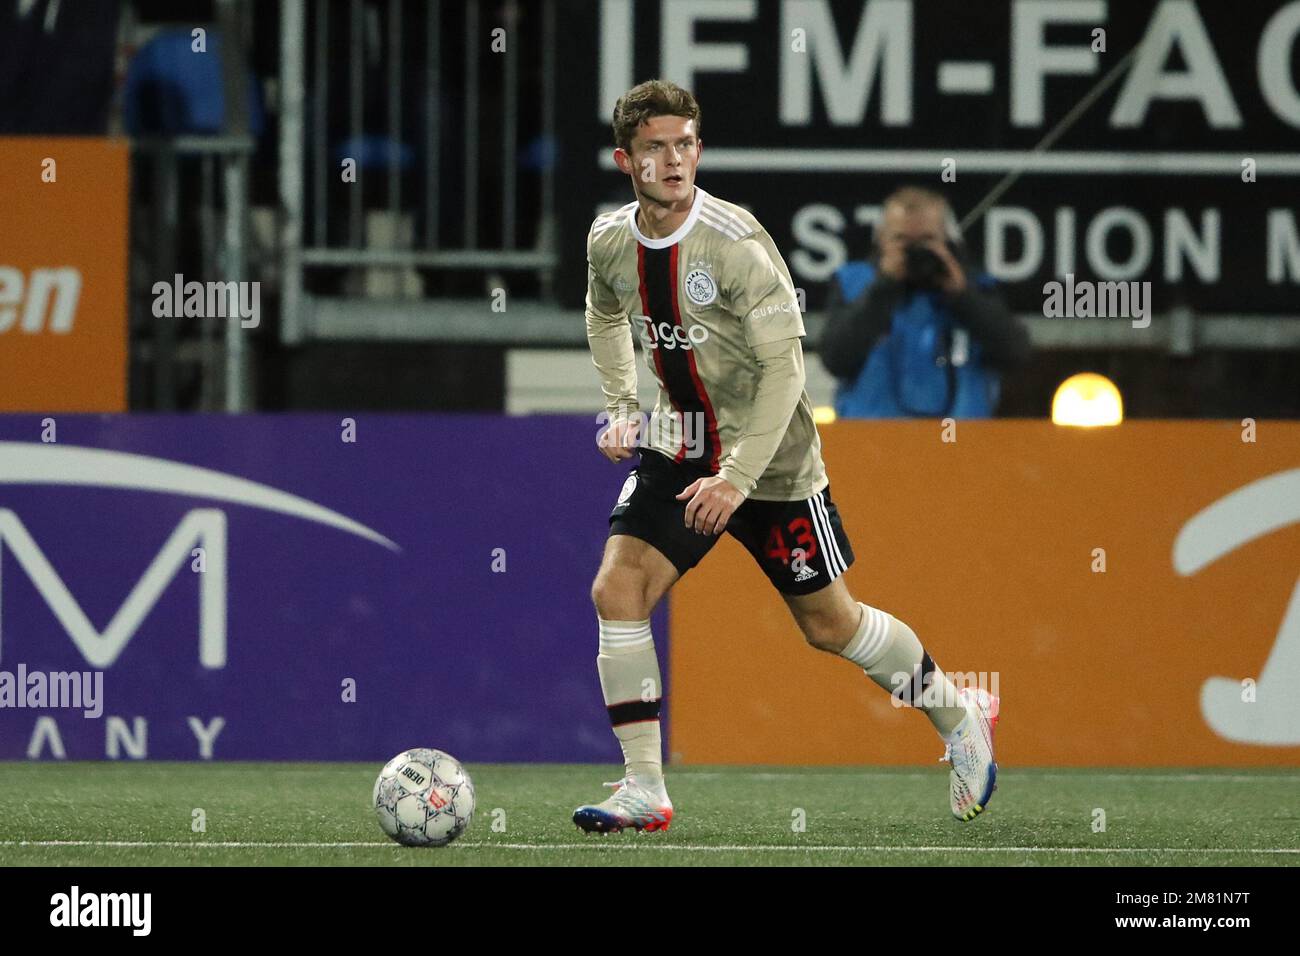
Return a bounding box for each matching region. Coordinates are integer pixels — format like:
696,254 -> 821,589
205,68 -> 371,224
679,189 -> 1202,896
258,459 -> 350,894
635,314 -> 709,351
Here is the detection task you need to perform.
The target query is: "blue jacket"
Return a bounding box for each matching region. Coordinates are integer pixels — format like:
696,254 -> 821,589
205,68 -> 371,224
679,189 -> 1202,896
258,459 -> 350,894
828,261 -> 1006,419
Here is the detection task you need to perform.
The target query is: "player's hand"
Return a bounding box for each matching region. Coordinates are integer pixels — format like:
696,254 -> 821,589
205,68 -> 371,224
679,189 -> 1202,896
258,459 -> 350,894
927,239 -> 967,295
598,417 -> 641,462
676,476 -> 745,535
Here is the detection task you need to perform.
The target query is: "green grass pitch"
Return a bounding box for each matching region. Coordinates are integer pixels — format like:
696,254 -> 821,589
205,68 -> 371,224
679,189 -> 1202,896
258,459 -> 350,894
1,763 -> 1297,867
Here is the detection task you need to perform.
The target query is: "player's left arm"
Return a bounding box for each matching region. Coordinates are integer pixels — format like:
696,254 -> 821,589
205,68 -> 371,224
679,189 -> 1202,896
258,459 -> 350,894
678,237 -> 806,534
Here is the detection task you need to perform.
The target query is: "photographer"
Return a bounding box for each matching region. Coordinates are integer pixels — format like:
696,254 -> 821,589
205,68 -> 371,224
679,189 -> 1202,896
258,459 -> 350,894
819,187 -> 1030,418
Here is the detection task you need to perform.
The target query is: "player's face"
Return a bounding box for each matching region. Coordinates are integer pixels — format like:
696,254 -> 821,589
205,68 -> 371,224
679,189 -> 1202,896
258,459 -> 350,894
622,116 -> 700,204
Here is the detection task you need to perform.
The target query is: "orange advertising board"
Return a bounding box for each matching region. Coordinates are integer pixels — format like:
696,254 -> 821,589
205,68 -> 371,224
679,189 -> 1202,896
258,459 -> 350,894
670,421 -> 1300,767
0,137 -> 128,411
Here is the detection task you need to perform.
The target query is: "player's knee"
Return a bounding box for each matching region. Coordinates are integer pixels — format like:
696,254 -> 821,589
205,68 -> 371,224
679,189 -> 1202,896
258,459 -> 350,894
591,566 -> 652,620
803,626 -> 846,654
790,600 -> 863,655
797,607 -> 854,654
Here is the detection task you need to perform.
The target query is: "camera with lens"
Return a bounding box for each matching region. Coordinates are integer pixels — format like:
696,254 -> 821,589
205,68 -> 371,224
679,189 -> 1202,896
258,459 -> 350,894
903,243 -> 948,289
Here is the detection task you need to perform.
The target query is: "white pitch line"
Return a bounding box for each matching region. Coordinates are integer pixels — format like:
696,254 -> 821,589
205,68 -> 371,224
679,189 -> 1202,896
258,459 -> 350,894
461,844 -> 1300,855
681,772 -> 1300,783
2,841 -> 1297,854
0,841 -> 396,848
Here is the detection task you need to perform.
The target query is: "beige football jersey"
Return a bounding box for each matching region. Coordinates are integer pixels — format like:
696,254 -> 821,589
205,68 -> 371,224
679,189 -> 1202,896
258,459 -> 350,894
585,186 -> 828,501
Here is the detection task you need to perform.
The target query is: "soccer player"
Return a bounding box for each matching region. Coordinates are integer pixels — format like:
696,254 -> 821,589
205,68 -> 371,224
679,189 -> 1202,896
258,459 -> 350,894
575,80 -> 998,833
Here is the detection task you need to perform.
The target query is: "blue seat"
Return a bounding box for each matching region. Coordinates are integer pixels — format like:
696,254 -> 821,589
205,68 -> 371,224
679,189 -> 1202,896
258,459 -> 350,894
332,136 -> 416,170
123,29 -> 265,136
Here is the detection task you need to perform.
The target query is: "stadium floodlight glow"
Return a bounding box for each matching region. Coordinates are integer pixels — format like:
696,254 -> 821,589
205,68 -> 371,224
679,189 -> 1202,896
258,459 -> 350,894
812,405 -> 837,425
1051,373 -> 1123,427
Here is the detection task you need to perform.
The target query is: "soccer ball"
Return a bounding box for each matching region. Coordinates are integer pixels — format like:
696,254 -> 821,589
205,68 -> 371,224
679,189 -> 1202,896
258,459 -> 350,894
373,748 -> 475,847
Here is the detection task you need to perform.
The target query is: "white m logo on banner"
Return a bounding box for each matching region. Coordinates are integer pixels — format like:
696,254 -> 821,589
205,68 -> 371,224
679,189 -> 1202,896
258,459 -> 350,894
0,442 -> 398,673
0,508 -> 227,669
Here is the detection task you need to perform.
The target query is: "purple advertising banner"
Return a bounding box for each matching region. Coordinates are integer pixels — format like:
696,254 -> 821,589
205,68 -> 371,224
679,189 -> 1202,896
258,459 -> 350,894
0,415 -> 667,761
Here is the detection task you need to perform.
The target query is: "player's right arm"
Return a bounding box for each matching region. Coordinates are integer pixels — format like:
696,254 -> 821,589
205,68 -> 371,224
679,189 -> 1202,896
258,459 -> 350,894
584,225 -> 640,462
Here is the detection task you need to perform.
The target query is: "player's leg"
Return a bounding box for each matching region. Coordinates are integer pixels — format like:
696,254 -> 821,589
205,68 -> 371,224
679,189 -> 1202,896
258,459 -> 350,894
781,578 -> 968,736
575,451 -> 718,833
591,531 -> 680,621
783,580 -> 999,820
734,486 -> 999,820
590,531 -> 678,787
575,533 -> 680,833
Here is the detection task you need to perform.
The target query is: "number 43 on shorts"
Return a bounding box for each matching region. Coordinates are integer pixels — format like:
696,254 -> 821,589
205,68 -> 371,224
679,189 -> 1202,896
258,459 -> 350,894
764,518 -> 818,566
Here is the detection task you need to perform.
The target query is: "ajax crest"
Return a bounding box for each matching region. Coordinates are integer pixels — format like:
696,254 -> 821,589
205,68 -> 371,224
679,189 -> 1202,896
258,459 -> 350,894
684,268 -> 717,306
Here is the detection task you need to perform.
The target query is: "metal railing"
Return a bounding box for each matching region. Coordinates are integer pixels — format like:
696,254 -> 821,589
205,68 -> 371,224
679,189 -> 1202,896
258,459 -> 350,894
272,0 -> 1297,358
278,0 -> 558,344
128,0 -> 255,411
132,136 -> 254,410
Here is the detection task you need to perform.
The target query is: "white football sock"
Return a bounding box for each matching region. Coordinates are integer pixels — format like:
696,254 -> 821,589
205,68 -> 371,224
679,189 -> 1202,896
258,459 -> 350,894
840,603 -> 968,737
596,617 -> 664,786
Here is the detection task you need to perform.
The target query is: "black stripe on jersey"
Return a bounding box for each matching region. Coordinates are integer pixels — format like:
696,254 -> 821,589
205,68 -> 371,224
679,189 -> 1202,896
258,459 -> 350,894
636,243 -> 721,470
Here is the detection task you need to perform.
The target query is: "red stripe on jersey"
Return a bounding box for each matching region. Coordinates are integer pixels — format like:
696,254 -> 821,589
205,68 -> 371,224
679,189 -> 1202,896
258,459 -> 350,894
669,244 -> 722,471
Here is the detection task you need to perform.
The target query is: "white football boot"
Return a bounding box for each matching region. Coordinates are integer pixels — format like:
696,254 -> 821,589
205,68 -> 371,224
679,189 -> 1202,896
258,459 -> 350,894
572,776 -> 674,834
940,686 -> 1000,821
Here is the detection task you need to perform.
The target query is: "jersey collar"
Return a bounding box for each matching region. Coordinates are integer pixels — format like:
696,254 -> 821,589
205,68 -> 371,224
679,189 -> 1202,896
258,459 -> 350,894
628,186 -> 708,249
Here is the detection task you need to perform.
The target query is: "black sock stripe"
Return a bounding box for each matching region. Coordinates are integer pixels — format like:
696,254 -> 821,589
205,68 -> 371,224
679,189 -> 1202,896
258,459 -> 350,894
896,653 -> 937,707
607,699 -> 662,726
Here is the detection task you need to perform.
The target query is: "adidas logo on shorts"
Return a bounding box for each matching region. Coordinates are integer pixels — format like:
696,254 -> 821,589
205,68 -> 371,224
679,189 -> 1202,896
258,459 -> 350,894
794,564 -> 819,582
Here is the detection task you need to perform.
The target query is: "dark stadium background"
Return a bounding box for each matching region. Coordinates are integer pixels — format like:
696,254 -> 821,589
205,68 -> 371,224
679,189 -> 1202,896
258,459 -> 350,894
4,0 -> 1297,416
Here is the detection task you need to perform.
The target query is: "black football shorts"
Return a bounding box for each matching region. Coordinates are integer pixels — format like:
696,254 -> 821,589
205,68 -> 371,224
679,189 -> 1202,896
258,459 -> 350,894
608,449 -> 855,596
